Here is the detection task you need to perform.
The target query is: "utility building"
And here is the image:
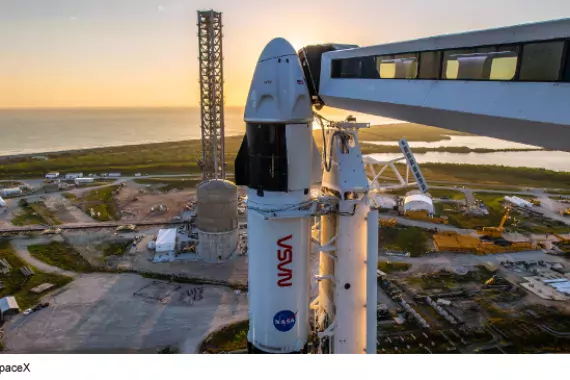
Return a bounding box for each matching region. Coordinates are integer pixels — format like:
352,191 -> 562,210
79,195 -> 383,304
155,229 -> 177,253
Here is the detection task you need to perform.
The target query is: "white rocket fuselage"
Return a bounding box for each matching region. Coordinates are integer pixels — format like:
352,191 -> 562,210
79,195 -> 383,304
236,38 -> 320,354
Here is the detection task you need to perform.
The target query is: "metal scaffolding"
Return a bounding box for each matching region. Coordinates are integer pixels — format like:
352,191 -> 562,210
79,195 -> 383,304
197,10 -> 225,180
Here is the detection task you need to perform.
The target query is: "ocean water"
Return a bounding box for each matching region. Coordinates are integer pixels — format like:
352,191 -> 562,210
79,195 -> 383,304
1,107 -> 568,172
0,107 -> 397,157
0,107 -> 247,156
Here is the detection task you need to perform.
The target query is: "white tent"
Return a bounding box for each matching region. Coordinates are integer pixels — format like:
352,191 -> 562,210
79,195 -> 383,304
156,229 -> 177,252
404,193 -> 434,214
0,195 -> 6,207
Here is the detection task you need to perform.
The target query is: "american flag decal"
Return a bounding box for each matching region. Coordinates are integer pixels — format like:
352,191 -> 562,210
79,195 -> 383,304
297,79 -> 304,85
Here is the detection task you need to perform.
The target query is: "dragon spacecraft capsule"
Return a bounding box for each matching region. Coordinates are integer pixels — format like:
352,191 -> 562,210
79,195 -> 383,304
235,38 -> 321,354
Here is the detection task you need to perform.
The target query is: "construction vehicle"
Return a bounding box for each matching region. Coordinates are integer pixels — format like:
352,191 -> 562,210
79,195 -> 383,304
477,206 -> 511,238
379,218 -> 398,228
529,199 -> 541,206
484,275 -> 497,285
559,208 -> 570,216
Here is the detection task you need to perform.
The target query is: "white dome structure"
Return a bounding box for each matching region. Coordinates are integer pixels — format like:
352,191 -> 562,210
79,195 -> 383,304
403,193 -> 434,215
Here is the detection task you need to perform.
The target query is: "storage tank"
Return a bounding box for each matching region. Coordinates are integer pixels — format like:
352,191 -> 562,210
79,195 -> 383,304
196,179 -> 239,261
0,188 -> 22,197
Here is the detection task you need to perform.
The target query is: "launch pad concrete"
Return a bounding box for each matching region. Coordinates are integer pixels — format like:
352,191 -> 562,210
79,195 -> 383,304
2,273 -> 248,353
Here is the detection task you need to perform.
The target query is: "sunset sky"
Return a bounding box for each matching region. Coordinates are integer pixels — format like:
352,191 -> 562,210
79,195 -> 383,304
1,0 -> 570,108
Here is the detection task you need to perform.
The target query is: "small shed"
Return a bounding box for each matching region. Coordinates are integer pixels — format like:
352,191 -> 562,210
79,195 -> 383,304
156,229 -> 177,252
0,296 -> 20,321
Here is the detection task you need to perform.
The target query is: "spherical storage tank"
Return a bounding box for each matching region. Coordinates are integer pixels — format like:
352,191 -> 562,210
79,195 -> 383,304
196,180 -> 239,261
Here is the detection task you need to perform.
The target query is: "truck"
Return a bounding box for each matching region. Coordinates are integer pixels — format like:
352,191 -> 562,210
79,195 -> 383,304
65,173 -> 83,180
45,172 -> 60,179
74,177 -> 94,185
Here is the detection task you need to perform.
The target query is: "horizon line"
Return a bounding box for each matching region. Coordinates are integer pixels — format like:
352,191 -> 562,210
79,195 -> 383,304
0,105 -> 246,110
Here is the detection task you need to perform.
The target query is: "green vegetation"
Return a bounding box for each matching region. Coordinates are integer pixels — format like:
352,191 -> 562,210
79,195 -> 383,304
444,194 -> 509,230
28,202 -> 61,225
377,261 -> 411,273
2,121 -> 569,192
28,241 -> 92,273
78,185 -> 121,221
0,240 -> 73,309
134,177 -> 204,191
199,320 -> 249,354
358,123 -> 469,142
97,241 -> 131,257
0,136 -> 244,179
428,188 -> 465,200
11,200 -> 60,227
61,192 -> 77,200
380,227 -> 431,257
11,209 -> 46,226
361,143 -> 543,154
369,162 -> 570,189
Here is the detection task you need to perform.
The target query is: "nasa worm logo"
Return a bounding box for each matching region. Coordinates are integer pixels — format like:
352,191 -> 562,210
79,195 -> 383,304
273,310 -> 296,332
277,234 -> 293,287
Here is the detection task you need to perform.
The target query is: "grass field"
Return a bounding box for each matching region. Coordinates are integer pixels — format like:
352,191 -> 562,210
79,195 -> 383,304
428,188 -> 465,200
380,227 -> 431,256
0,240 -> 73,309
199,320 -> 248,354
11,199 -> 60,227
357,123 -> 469,142
11,208 -> 46,226
28,241 -> 92,273
133,177 -> 204,191
371,162 -> 570,189
361,143 -> 543,154
96,241 -> 131,257
78,185 -> 121,221
442,193 -> 508,229
1,122 -> 569,190
378,261 -> 411,273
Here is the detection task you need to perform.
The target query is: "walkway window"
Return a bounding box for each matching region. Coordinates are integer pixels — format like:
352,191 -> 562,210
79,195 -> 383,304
331,58 -> 361,78
490,45 -> 519,80
519,41 -> 565,81
443,49 -> 475,79
377,53 -> 418,79
419,51 -> 442,79
563,42 -> 570,82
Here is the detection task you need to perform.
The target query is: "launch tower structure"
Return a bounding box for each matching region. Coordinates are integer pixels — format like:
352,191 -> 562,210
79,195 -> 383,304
197,10 -> 225,180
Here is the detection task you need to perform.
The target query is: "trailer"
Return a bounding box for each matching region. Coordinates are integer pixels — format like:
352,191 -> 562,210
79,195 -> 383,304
65,173 -> 83,180
74,178 -> 95,185
45,172 -> 60,179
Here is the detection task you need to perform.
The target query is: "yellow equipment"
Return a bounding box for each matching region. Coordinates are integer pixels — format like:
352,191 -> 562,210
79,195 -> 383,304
434,231 -> 535,255
530,199 -> 541,206
484,275 -> 496,285
403,210 -> 448,224
379,218 -> 398,227
559,208 -> 570,216
477,206 -> 511,238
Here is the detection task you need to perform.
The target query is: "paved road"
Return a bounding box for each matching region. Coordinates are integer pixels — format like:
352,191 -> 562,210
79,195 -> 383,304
379,215 -> 474,233
10,237 -> 78,278
379,250 -> 566,270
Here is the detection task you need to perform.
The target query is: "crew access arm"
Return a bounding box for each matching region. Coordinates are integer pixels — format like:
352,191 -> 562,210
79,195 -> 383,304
299,18 -> 570,151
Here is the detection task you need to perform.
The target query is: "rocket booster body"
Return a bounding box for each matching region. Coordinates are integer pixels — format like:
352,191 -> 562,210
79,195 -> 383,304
235,38 -> 321,354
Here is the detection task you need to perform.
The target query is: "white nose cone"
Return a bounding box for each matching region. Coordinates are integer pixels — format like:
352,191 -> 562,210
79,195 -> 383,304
245,38 -> 312,124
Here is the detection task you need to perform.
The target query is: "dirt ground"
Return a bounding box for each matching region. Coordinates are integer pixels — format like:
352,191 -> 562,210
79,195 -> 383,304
3,273 -> 248,353
115,181 -> 195,222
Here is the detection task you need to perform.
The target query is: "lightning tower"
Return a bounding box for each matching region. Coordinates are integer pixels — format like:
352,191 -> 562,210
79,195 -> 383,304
197,10 -> 225,180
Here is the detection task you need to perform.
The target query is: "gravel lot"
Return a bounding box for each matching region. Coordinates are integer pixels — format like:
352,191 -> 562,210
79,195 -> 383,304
3,273 -> 248,353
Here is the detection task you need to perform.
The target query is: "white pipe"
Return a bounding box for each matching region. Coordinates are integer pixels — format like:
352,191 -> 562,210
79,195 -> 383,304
366,207 -> 379,354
